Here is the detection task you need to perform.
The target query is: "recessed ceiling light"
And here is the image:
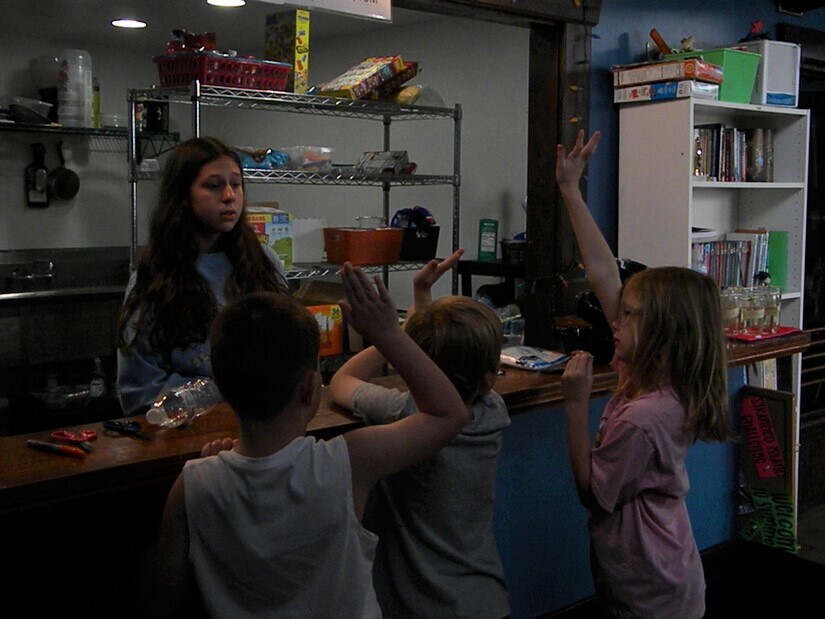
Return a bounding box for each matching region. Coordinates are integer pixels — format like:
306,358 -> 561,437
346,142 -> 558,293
207,0 -> 246,7
111,19 -> 147,29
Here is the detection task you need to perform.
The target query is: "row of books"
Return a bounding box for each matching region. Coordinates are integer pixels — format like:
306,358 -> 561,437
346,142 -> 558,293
693,125 -> 775,182
691,229 -> 770,288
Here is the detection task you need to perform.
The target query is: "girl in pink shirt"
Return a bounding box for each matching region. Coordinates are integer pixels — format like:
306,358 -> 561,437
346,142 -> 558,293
556,130 -> 733,618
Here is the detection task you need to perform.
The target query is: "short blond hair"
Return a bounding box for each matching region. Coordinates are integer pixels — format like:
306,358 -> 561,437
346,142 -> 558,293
404,296 -> 502,402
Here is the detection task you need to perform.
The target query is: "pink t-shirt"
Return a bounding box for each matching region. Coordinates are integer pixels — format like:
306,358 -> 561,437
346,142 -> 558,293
588,388 -> 705,619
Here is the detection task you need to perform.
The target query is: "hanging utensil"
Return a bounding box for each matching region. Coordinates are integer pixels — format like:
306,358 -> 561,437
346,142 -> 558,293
25,142 -> 49,208
47,141 -> 80,201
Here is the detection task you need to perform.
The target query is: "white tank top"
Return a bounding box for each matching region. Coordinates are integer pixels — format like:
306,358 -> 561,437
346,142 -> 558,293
183,435 -> 381,618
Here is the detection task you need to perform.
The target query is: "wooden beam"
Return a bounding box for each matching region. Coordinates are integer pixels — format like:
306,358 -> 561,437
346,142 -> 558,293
394,0 -> 600,26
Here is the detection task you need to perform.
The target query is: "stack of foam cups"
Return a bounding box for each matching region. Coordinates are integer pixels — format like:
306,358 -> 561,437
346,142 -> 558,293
58,49 -> 92,127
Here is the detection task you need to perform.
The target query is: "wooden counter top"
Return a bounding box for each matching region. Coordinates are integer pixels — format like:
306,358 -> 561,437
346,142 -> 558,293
0,330 -> 810,518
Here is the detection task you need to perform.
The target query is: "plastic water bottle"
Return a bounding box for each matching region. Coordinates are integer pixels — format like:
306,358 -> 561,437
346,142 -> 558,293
146,378 -> 222,428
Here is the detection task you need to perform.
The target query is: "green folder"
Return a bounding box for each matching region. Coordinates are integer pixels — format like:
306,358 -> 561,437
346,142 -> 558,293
767,230 -> 789,290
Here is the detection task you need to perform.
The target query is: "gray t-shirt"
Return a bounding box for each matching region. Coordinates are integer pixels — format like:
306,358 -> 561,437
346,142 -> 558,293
352,384 -> 511,619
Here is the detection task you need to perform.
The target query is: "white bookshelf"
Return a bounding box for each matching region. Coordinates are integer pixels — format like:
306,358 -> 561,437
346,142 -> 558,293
618,98 -> 808,324
617,97 -> 810,531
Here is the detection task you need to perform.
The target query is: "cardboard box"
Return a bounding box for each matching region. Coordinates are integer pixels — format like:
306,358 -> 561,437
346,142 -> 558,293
264,9 -> 310,93
365,61 -> 419,100
355,150 -> 410,175
613,80 -> 719,104
612,58 -> 724,87
305,304 -> 344,357
313,56 -> 405,100
735,40 -> 800,107
247,205 -> 293,269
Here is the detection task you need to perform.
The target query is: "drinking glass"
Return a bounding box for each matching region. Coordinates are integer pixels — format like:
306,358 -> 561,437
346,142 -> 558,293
741,287 -> 767,335
720,288 -> 742,335
762,286 -> 782,334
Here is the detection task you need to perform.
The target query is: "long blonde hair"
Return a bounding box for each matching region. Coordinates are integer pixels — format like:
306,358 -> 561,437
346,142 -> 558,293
621,267 -> 732,442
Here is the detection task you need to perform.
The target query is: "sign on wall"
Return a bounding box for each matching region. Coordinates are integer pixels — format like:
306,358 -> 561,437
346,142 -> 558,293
253,0 -> 392,21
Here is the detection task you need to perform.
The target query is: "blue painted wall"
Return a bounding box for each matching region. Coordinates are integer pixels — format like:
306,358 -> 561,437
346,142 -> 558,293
494,368 -> 746,618
586,0 -> 825,256
491,3 -> 825,616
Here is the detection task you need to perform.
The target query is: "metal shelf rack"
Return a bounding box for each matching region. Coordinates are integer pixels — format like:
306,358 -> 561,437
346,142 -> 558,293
127,82 -> 461,288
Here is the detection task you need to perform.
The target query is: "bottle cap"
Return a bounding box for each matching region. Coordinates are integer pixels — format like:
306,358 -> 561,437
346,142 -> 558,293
146,407 -> 169,426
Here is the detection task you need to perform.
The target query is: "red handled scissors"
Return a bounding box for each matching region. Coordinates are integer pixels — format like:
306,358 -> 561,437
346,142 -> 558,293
50,429 -> 97,452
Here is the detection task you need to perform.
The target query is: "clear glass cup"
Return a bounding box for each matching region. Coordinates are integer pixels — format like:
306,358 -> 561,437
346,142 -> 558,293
741,287 -> 767,335
720,287 -> 743,335
762,286 -> 782,334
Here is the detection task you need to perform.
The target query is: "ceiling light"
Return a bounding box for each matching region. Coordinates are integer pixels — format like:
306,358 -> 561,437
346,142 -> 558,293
111,19 -> 147,29
207,0 -> 246,7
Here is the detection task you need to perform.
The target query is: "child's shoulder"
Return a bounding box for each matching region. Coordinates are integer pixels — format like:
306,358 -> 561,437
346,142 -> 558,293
612,389 -> 682,428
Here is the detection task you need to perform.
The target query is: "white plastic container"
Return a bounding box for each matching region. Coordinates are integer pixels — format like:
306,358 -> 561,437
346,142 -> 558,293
735,39 -> 801,107
58,49 -> 93,126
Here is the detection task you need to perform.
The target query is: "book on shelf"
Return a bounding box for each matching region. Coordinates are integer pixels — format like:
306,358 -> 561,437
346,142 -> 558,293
692,124 -> 775,182
614,79 -> 719,104
726,229 -> 769,287
312,55 -> 406,100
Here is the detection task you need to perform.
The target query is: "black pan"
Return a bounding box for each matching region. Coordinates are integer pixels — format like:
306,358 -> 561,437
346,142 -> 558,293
47,141 -> 80,201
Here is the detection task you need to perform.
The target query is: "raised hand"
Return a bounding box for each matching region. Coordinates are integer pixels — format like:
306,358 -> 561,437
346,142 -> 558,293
413,248 -> 464,310
339,262 -> 401,346
556,129 -> 601,191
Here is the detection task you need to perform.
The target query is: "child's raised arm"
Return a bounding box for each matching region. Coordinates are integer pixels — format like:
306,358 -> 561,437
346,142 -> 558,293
337,263 -> 469,517
412,248 -> 464,313
556,130 -> 622,325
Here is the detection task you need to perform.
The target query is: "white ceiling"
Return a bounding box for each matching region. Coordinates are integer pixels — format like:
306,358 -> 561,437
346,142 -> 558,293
0,0 -> 432,56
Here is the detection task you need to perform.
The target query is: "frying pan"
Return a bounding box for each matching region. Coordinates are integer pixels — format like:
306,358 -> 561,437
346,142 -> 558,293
47,141 -> 80,201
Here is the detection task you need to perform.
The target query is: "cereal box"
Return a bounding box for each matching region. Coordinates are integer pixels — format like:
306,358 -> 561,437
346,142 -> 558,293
313,56 -> 405,100
305,304 -> 344,357
265,9 -> 310,93
247,205 -> 293,269
612,58 -> 724,87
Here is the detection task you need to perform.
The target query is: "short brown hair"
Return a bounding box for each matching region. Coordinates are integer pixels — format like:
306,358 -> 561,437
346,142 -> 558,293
210,292 -> 320,420
404,296 -> 502,402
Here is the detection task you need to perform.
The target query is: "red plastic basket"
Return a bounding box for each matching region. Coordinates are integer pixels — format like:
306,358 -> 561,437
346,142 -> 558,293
153,53 -> 292,91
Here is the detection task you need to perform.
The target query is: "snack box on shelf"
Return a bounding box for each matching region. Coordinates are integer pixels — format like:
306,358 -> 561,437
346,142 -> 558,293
264,9 -> 310,93
612,58 -> 724,87
313,55 -> 406,100
614,80 -> 719,104
247,205 -> 293,268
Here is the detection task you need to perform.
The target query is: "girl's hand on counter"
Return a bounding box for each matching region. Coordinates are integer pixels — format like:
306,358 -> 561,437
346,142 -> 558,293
201,438 -> 238,457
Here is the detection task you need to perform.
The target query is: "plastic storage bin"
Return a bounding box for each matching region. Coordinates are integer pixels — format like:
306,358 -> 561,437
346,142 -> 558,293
153,53 -> 292,91
323,227 -> 403,266
666,48 -> 760,103
734,39 -> 800,107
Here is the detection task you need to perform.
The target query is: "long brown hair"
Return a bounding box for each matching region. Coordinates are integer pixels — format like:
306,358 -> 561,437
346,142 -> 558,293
621,267 -> 732,442
117,137 -> 288,358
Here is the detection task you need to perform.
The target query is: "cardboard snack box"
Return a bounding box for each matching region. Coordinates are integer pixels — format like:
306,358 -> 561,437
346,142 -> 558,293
612,58 -> 724,87
247,205 -> 293,269
313,56 -> 405,100
264,9 -> 310,93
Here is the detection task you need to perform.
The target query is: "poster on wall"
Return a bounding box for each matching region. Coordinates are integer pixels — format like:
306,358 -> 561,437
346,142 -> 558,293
736,386 -> 798,553
254,0 -> 392,21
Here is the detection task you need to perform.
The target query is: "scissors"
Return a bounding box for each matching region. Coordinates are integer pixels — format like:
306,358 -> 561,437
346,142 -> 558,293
103,420 -> 152,441
50,429 -> 97,452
